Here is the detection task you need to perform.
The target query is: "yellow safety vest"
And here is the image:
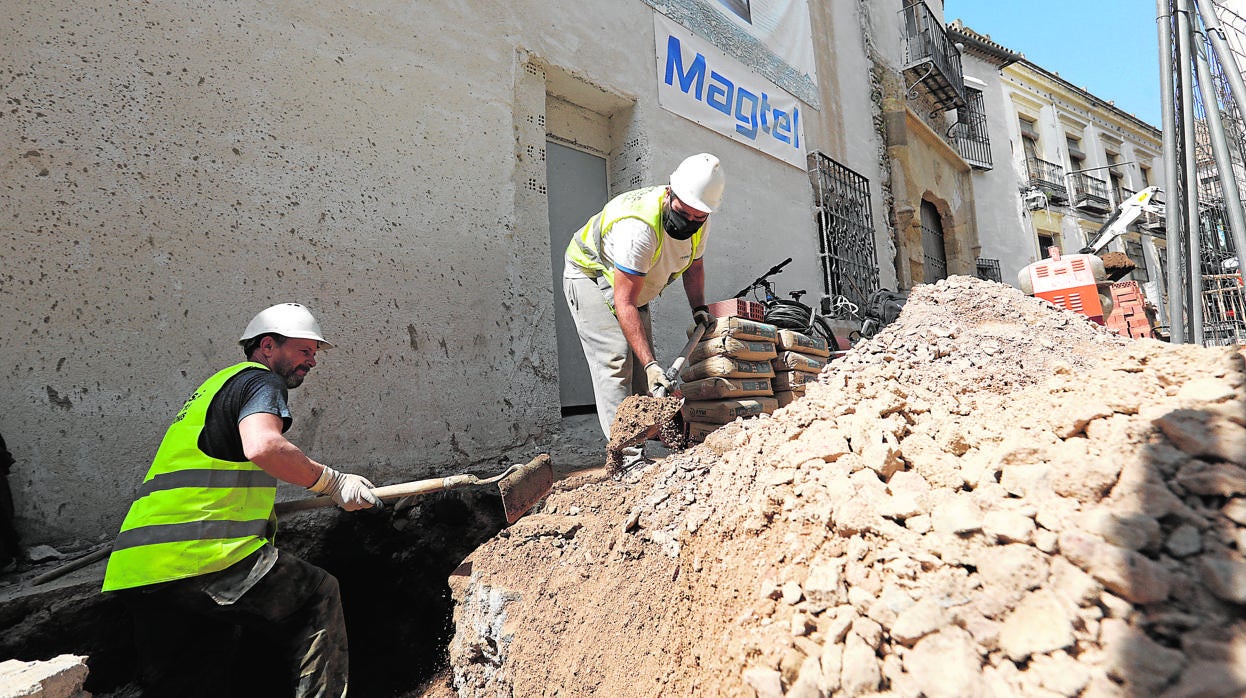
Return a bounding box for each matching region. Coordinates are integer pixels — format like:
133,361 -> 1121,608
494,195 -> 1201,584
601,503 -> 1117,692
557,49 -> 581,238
565,185 -> 705,288
102,362 -> 279,592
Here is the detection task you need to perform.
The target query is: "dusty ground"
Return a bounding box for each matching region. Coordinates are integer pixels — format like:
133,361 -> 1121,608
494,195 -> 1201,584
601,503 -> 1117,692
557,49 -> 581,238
434,276 -> 1246,698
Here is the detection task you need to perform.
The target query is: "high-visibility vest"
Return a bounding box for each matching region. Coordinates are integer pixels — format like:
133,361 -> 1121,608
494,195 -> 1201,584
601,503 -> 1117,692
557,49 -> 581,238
565,185 -> 705,288
102,362 -> 280,592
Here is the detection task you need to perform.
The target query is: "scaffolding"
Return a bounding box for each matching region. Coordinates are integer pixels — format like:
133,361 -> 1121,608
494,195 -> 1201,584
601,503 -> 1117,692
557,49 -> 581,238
1158,0 -> 1246,345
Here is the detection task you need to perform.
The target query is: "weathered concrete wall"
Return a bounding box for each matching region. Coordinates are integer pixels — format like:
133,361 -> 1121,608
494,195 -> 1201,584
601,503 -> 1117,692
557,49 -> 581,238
2,1 -> 837,544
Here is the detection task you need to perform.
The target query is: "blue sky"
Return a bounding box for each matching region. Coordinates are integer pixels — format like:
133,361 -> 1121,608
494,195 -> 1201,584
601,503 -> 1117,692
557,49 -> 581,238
944,0 -> 1163,127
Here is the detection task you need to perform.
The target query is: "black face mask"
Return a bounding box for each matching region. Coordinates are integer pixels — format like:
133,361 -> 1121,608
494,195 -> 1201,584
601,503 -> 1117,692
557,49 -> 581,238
662,203 -> 704,240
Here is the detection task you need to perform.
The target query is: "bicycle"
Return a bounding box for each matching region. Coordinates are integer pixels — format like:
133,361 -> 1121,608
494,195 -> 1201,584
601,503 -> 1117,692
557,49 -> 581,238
731,258 -> 844,352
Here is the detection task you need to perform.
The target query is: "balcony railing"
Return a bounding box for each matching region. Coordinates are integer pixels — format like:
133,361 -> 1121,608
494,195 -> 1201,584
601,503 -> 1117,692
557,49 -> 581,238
1113,186 -> 1136,207
952,89 -> 992,169
900,1 -> 966,110
1069,172 -> 1111,213
1026,157 -> 1067,202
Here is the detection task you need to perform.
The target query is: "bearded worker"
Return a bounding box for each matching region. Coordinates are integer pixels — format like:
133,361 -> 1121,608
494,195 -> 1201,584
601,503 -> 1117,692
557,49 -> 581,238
103,302 -> 379,697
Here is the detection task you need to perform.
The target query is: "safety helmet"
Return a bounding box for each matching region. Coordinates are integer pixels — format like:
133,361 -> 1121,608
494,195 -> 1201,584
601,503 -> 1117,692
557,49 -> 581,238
669,153 -> 725,213
239,303 -> 334,348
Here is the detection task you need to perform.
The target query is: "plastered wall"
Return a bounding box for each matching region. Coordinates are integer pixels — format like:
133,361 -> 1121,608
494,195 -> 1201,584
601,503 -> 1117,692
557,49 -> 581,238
2,1 -> 847,544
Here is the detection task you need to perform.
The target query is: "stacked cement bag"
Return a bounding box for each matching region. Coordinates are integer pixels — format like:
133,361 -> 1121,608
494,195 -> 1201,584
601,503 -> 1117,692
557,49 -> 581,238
679,317 -> 780,443
770,328 -> 830,407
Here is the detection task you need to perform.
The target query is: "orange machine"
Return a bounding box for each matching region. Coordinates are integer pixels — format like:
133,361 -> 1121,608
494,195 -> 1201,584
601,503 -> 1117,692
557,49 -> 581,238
1018,247 -> 1110,325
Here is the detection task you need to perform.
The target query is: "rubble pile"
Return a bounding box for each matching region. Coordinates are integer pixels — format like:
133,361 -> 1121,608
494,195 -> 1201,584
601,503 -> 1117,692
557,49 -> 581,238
437,276 -> 1246,698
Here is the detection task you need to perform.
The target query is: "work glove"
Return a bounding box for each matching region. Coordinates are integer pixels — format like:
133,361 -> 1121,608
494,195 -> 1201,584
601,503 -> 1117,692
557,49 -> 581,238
692,305 -> 715,328
645,361 -> 673,396
310,466 -> 382,511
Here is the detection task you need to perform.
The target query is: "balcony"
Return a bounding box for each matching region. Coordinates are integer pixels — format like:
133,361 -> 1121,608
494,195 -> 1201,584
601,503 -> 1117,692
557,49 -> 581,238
1069,172 -> 1111,213
1026,157 -> 1068,203
952,89 -> 992,169
1113,186 -> 1136,208
901,1 -> 966,111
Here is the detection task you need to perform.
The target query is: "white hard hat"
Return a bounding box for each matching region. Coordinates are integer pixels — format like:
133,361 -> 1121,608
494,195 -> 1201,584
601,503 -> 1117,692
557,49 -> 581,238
669,153 -> 725,213
239,303 -> 334,348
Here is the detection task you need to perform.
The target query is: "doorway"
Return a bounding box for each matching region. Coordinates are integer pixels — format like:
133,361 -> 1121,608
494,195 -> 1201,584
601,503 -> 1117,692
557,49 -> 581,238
546,141 -> 609,410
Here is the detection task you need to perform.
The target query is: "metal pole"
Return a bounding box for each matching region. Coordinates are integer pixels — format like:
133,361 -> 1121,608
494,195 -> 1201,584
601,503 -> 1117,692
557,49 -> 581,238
1195,0 -> 1246,268
1159,0 -> 1186,343
1178,0 -> 1205,344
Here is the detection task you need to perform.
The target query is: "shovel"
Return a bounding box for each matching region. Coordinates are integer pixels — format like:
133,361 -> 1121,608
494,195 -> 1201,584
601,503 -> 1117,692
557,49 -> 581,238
275,454 -> 553,522
29,455 -> 553,587
607,321 -> 709,459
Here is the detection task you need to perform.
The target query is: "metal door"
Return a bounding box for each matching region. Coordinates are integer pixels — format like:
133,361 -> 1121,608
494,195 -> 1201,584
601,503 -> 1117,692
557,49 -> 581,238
546,141 -> 609,409
920,200 -> 948,283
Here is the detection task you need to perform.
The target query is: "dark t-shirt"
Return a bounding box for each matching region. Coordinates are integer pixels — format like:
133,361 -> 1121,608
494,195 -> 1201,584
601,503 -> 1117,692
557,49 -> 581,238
197,368 -> 292,462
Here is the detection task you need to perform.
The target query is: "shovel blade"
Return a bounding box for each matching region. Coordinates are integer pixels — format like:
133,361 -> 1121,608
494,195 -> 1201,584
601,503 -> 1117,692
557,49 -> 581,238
498,454 -> 554,523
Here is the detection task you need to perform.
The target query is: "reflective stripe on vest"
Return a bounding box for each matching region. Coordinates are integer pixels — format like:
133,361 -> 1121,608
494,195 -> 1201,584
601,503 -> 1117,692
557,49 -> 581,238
102,362 -> 279,592
565,186 -> 704,288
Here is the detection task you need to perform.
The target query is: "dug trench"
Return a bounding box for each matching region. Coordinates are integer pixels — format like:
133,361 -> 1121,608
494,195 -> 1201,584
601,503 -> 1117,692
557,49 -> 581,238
0,486 -> 519,696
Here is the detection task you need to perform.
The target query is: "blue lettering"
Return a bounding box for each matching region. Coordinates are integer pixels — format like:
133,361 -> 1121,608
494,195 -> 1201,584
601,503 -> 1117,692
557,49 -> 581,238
772,108 -> 791,145
706,71 -> 733,115
664,35 -> 705,99
735,88 -> 759,139
662,31 -> 802,151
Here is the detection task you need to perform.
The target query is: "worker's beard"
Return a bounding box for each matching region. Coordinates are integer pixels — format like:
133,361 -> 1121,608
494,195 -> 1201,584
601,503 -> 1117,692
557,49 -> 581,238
272,356 -> 311,389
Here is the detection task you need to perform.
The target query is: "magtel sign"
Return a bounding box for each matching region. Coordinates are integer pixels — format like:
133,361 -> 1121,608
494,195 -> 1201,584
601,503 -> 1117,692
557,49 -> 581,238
655,14 -> 806,169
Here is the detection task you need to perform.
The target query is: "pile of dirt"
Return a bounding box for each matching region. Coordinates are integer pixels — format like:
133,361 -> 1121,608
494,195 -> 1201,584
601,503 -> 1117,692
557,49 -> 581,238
434,276 -> 1246,698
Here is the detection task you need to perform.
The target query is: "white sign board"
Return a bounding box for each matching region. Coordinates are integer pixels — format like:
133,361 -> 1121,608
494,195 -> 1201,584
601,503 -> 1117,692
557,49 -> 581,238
713,0 -> 818,88
655,14 -> 807,169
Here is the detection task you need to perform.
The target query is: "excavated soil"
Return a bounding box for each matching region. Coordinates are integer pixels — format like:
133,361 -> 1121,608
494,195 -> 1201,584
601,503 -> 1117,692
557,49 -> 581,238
433,276 -> 1246,698
1100,251 -> 1136,279
606,396 -> 684,471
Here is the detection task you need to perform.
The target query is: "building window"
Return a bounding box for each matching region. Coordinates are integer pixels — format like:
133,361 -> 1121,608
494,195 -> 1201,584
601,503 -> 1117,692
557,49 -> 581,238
1126,240 -> 1149,282
807,151 -> 879,314
1038,232 -> 1059,257
953,87 -> 992,169
976,258 -> 1002,282
1139,165 -> 1152,188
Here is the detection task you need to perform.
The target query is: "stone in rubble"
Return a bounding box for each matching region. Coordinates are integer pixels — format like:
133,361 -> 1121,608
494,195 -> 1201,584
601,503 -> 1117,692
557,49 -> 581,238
982,509 -> 1036,544
903,626 -> 985,698
839,632 -> 880,696
1098,618 -> 1186,695
1059,530 -> 1172,604
1196,554 -> 1246,604
890,597 -> 945,646
998,589 -> 1075,661
1164,523 -> 1202,558
1174,460 -> 1246,497
1158,411 -> 1246,467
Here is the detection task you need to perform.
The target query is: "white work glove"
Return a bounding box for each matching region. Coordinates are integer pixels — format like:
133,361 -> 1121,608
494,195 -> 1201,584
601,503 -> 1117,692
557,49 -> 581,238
692,305 -> 715,328
645,361 -> 673,396
310,466 -> 382,511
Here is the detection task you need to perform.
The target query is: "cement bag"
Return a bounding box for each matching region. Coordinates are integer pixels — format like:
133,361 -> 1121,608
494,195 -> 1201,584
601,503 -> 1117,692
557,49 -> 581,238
681,356 -> 776,382
774,390 -> 798,408
687,336 -> 778,364
686,421 -> 721,444
701,316 -> 778,343
773,370 -> 817,392
771,351 -> 827,374
681,397 -> 779,424
775,329 -> 830,357
680,376 -> 774,401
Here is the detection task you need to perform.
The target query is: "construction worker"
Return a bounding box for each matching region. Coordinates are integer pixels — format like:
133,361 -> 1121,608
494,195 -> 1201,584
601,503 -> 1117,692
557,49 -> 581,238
563,153 -> 725,458
102,302 -> 379,697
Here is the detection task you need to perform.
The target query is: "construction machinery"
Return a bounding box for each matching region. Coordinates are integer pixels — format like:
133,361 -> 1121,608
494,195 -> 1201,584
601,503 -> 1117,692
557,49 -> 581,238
1018,187 -> 1164,324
